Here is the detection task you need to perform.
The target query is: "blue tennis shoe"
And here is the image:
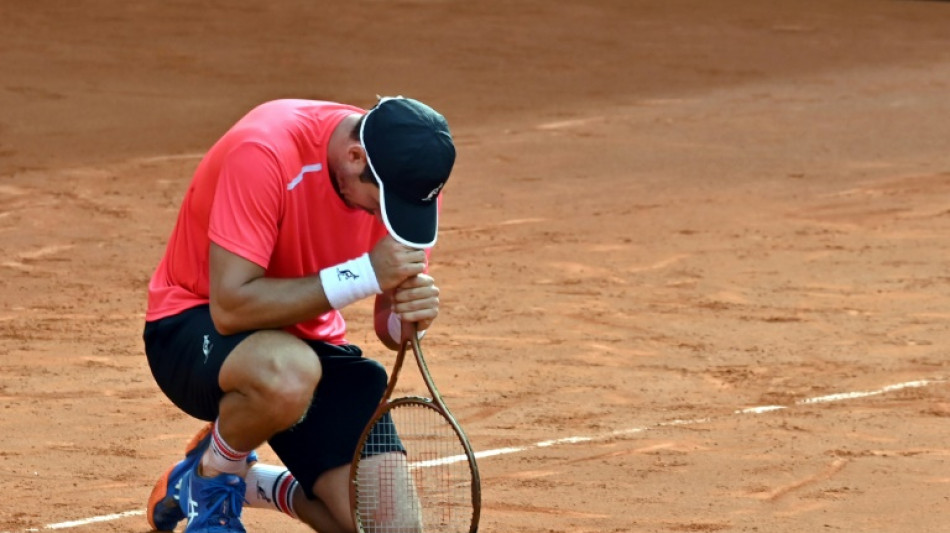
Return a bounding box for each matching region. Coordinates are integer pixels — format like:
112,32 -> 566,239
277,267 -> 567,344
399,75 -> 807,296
179,464 -> 247,532
147,424 -> 256,532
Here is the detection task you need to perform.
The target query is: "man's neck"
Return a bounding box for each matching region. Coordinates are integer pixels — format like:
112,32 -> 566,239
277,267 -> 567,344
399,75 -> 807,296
326,113 -> 363,199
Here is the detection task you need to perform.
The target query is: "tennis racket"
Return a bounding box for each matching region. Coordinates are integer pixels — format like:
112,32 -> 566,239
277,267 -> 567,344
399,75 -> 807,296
350,327 -> 481,533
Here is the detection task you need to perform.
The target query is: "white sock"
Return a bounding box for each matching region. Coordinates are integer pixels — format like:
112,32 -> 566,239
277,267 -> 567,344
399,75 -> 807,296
244,464 -> 299,519
201,419 -> 251,475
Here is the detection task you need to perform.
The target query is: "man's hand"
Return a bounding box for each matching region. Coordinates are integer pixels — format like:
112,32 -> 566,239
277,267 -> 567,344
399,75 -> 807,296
392,274 -> 440,333
369,235 -> 428,291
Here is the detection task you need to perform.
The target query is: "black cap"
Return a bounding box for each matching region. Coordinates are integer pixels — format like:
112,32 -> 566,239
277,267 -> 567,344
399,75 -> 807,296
360,96 -> 455,248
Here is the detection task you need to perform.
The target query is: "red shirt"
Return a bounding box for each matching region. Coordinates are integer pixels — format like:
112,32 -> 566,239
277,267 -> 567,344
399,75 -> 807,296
146,100 -> 389,344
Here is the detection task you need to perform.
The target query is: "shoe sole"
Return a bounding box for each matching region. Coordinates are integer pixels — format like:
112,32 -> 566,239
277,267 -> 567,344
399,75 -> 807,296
146,423 -> 213,531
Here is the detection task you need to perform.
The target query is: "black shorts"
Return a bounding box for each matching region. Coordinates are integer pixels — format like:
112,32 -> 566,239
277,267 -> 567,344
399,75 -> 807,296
143,304 -> 403,499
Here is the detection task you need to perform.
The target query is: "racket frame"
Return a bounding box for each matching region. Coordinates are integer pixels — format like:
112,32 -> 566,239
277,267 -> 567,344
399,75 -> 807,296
349,329 -> 482,533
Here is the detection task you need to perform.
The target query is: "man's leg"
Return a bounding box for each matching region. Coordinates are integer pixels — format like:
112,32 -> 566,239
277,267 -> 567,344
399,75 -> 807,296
243,462 -> 351,532
203,330 -> 321,474
177,330 -> 322,530
267,348 -> 392,532
313,464 -> 356,530
292,487 -> 353,533
318,454 -> 422,533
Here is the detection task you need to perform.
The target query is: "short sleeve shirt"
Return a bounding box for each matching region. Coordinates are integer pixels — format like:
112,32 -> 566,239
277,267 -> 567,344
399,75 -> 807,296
146,99 -> 389,344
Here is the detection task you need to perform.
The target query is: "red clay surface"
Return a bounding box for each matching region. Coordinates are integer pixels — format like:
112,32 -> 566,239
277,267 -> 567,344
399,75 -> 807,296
2,1 -> 950,532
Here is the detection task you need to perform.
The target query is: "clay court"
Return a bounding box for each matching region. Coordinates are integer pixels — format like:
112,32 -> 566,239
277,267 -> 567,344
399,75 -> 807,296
2,1 -> 950,531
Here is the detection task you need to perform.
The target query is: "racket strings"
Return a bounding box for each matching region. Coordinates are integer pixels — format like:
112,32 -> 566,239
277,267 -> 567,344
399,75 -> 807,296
355,402 -> 474,532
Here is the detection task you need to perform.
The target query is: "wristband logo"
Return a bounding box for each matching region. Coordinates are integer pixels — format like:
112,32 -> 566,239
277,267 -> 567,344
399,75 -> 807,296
337,268 -> 360,282
320,254 -> 380,310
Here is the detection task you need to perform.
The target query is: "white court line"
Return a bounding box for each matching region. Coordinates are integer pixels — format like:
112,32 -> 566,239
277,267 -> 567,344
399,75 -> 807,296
37,510 -> 144,530
8,378 -> 944,532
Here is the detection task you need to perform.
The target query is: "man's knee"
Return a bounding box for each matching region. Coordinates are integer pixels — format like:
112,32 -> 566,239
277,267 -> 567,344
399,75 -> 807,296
359,357 -> 389,398
221,330 -> 322,426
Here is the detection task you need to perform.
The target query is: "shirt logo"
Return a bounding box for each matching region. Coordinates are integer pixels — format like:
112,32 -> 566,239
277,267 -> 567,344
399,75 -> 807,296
287,163 -> 324,191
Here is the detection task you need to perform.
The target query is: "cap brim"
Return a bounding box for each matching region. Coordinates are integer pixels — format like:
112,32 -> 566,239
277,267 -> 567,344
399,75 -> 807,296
379,182 -> 438,249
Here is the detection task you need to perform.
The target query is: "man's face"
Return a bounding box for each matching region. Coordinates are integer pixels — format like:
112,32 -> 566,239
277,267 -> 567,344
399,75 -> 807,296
336,164 -> 383,221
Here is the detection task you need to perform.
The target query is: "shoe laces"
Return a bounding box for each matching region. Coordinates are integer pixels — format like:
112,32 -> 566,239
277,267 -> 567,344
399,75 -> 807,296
196,476 -> 245,528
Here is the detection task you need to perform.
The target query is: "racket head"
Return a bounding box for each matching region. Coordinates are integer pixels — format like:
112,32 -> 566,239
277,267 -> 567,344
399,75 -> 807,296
351,397 -> 479,533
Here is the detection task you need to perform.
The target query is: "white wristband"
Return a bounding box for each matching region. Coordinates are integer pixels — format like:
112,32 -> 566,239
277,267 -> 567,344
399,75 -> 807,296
319,253 -> 382,309
387,312 -> 426,343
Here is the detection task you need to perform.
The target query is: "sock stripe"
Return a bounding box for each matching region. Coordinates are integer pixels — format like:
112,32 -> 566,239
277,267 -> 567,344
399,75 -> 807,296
273,470 -> 298,518
212,421 -> 248,462
272,470 -> 288,508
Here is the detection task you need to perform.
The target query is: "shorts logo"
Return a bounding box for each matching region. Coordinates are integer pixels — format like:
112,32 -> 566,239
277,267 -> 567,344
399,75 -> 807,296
201,334 -> 212,363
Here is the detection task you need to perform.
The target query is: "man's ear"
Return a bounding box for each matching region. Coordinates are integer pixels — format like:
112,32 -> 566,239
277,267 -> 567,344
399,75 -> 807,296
348,143 -> 367,165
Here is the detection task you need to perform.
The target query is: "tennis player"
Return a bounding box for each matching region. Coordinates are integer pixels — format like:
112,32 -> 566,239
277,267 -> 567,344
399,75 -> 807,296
143,96 -> 455,532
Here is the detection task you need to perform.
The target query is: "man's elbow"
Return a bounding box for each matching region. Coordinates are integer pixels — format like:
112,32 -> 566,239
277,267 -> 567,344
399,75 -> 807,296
209,301 -> 241,336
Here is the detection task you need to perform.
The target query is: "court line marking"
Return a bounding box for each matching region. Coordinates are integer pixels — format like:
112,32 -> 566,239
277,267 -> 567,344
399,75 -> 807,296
7,378 -> 943,532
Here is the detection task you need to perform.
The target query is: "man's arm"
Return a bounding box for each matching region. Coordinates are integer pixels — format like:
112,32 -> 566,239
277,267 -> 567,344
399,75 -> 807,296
209,242 -> 332,335
210,235 -> 428,336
